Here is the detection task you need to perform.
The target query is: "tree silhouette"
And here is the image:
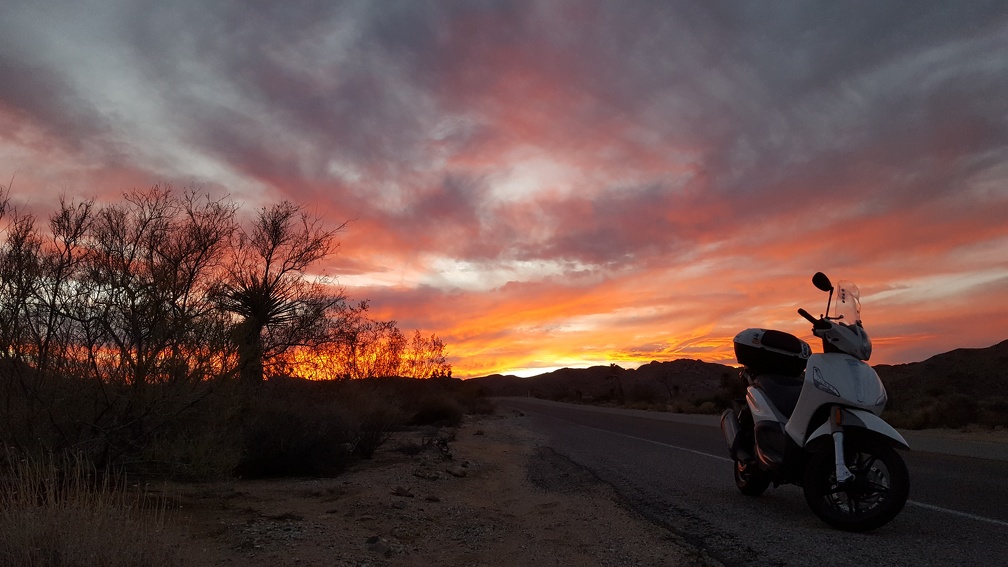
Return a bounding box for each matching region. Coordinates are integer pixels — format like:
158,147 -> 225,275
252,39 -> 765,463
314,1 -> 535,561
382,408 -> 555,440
402,330 -> 451,378
82,187 -> 235,389
214,201 -> 348,385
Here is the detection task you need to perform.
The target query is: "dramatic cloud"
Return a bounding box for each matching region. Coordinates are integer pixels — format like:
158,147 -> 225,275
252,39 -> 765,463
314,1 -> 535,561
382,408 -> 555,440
2,0 -> 1007,376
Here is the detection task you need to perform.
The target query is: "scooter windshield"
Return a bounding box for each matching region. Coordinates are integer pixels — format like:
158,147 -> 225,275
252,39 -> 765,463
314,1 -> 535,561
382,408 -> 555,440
833,280 -> 862,324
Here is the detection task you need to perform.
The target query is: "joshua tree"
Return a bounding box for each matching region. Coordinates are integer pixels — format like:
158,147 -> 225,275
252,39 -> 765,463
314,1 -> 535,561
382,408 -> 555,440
214,201 -> 348,385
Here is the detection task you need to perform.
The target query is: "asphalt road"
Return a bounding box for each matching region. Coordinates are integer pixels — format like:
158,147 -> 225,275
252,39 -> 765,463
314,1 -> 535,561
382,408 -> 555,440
498,397 -> 1008,567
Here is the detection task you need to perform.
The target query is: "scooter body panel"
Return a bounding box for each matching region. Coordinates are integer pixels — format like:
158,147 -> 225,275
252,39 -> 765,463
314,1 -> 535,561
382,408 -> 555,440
744,386 -> 793,469
746,385 -> 788,424
785,353 -> 888,446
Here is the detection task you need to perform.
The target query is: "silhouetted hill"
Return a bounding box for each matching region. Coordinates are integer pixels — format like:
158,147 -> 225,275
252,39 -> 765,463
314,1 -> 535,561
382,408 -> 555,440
469,339 -> 1008,429
875,339 -> 1008,428
467,359 -> 737,412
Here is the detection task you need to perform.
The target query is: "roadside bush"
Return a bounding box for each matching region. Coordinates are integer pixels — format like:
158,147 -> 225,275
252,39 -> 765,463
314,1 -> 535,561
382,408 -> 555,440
409,393 -> 465,427
349,394 -> 407,459
888,393 -> 981,430
235,393 -> 356,478
128,382 -> 245,480
667,401 -> 691,413
458,392 -> 496,415
626,381 -> 666,406
697,401 -> 719,414
624,400 -> 668,411
927,393 -> 978,429
975,397 -> 1008,429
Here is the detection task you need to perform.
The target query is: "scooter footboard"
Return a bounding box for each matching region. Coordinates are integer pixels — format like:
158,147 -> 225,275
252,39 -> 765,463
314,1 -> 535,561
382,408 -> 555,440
805,408 -> 909,450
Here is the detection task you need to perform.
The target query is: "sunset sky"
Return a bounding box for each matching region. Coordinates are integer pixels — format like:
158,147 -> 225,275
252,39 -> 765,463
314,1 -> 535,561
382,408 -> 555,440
2,1 -> 1007,377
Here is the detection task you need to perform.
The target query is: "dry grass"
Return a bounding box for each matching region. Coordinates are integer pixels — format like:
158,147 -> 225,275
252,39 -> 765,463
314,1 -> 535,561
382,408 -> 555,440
0,453 -> 179,567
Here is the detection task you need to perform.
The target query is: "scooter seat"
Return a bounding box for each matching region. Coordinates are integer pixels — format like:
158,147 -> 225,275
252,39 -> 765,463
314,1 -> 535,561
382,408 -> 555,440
753,373 -> 804,419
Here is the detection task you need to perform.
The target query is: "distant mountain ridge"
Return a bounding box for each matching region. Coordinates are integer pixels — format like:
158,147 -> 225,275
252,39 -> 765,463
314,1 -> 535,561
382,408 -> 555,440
468,339 -> 1008,429
873,339 -> 1008,428
469,358 -> 734,409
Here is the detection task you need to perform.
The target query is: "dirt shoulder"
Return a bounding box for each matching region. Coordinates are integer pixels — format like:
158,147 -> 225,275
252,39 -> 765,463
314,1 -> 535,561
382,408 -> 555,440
158,409 -> 718,566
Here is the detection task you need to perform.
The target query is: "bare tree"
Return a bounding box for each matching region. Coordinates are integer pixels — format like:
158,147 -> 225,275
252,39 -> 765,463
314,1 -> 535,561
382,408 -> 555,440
0,211 -> 42,367
401,330 -> 451,378
0,206 -> 49,448
81,186 -> 235,389
333,301 -> 406,379
0,179 -> 9,218
57,187 -> 239,465
213,201 -> 348,385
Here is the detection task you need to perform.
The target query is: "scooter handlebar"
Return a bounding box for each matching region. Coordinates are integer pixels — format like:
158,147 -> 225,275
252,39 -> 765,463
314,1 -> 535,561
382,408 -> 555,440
798,308 -> 831,329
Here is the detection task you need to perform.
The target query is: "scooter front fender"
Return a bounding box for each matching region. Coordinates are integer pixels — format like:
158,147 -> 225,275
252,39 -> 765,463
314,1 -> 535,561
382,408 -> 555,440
805,408 -> 909,450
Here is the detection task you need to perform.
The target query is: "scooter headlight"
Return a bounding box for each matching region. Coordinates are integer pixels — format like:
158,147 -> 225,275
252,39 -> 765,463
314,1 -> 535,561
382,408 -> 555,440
813,367 -> 840,397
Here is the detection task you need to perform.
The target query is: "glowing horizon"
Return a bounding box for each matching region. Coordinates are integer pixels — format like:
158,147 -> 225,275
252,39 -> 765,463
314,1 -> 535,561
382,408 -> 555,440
2,2 -> 1007,379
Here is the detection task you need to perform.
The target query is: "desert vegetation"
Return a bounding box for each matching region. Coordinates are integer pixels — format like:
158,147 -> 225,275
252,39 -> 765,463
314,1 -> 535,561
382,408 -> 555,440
1,452 -> 179,566
0,183 -> 488,564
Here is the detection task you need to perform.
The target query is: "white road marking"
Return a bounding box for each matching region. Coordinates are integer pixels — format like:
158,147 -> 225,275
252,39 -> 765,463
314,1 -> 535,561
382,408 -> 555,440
573,422 -> 733,462
906,501 -> 1008,528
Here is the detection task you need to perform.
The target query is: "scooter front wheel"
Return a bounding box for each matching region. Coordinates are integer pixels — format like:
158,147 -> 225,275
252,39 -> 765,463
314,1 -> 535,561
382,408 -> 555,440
802,434 -> 909,532
734,458 -> 771,496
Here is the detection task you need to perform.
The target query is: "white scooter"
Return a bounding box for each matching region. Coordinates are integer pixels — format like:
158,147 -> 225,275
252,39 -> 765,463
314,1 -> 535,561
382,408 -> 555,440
720,272 -> 909,531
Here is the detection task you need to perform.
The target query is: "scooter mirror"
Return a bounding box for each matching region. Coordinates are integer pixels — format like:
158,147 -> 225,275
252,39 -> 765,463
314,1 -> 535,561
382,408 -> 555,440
812,272 -> 833,292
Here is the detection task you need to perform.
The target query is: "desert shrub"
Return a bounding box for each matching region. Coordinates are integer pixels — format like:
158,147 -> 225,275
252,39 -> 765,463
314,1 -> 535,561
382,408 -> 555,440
626,381 -> 666,406
977,397 -> 1008,428
149,432 -> 240,481
0,453 -> 179,566
140,417 -> 243,481
697,401 -> 719,414
349,394 -> 407,459
720,371 -> 747,403
0,362 -> 235,479
624,399 -> 668,411
409,393 -> 465,427
457,391 -> 496,415
132,383 -> 245,481
921,393 -> 978,429
235,391 -> 356,478
689,393 -> 733,413
890,393 -> 981,430
881,410 -> 912,429
668,400 -> 697,413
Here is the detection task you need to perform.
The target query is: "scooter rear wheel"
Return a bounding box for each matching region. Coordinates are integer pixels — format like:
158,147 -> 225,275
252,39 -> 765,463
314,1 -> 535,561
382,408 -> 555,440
802,434 -> 909,532
734,459 -> 771,496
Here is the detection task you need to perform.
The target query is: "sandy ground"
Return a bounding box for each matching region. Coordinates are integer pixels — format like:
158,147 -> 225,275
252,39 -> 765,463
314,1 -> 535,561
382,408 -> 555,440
157,409 -> 719,567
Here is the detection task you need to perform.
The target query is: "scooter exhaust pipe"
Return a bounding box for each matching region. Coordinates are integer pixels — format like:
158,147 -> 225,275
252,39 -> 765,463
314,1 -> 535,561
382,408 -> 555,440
721,409 -> 742,460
